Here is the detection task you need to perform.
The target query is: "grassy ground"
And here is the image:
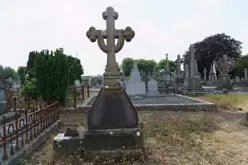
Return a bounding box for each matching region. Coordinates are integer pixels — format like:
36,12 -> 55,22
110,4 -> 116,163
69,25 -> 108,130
21,93 -> 248,165
199,93 -> 248,112
21,111 -> 248,165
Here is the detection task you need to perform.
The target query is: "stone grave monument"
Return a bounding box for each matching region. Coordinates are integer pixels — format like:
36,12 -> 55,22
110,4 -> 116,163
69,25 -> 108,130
182,44 -> 203,94
243,68 -> 248,82
195,60 -> 201,80
54,6 -> 142,157
183,64 -> 189,88
175,54 -> 182,83
164,53 -> 171,85
216,54 -> 235,90
203,68 -> 207,81
147,67 -> 159,96
126,62 -> 146,96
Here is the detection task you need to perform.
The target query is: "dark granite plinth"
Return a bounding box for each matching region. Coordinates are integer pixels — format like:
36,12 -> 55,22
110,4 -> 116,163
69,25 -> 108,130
216,74 -> 232,90
88,87 -> 138,130
84,128 -> 142,151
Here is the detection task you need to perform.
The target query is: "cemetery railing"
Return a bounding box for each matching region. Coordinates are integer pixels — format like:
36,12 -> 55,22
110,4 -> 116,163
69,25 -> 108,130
0,100 -> 60,161
66,84 -> 90,108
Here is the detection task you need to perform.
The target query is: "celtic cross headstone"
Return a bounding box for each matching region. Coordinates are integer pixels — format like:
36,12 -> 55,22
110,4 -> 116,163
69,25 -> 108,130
84,7 -> 142,152
86,7 -> 135,87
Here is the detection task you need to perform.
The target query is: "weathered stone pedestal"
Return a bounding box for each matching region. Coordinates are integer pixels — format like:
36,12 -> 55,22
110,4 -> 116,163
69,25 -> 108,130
182,78 -> 203,95
216,74 -> 232,90
53,88 -> 143,158
85,87 -> 142,150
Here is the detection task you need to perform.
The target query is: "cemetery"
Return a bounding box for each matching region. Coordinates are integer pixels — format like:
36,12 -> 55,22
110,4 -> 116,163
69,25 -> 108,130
1,3 -> 248,165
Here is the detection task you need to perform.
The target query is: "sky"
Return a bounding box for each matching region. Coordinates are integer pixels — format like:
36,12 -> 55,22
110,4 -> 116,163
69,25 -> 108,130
0,0 -> 248,76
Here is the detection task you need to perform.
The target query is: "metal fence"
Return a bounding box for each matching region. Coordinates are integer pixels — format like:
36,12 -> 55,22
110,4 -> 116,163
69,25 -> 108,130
0,100 -> 60,162
65,84 -> 90,108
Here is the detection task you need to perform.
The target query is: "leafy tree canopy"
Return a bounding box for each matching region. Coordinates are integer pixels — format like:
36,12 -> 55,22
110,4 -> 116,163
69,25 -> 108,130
183,33 -> 242,77
0,65 -> 17,78
120,58 -> 175,77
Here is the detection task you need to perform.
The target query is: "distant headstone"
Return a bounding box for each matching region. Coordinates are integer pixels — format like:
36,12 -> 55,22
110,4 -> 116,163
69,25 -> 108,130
183,64 -> 189,88
244,68 -> 247,81
203,68 -> 207,81
126,62 -> 146,96
164,53 -> 171,85
176,54 -> 182,79
195,60 -> 201,80
74,79 -> 81,87
182,44 -> 203,94
216,54 -> 235,90
147,67 -> 159,96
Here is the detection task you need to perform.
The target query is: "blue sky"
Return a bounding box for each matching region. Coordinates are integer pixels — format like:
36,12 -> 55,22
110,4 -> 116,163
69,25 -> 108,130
0,0 -> 247,75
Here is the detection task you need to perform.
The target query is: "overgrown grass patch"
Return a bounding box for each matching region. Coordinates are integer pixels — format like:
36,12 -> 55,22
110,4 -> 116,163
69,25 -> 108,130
199,94 -> 248,111
22,110 -> 248,165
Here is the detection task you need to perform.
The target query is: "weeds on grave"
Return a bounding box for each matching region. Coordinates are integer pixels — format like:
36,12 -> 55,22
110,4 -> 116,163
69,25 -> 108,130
199,94 -> 248,111
48,114 -> 221,165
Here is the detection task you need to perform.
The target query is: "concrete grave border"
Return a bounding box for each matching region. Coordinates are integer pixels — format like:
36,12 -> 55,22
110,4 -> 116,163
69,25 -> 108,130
77,94 -> 216,112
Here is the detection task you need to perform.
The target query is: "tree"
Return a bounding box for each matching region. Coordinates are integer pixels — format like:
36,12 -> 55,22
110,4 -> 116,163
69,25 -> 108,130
27,51 -> 39,69
136,59 -> 157,76
0,65 -> 17,78
35,49 -> 69,102
235,54 -> 248,77
66,56 -> 84,85
121,58 -> 157,77
24,78 -> 38,99
121,58 -> 134,77
157,59 -> 176,73
17,66 -> 27,86
183,33 -> 242,77
26,51 -> 39,80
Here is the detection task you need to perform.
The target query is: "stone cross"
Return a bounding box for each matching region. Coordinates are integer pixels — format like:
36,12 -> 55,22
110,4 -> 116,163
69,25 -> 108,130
86,7 -> 135,87
194,60 -> 199,73
189,44 -> 196,78
222,54 -> 228,74
244,68 -> 248,80
212,61 -> 217,80
176,54 -> 181,78
203,68 -> 207,81
153,66 -> 157,78
164,53 -> 170,72
184,64 -> 189,79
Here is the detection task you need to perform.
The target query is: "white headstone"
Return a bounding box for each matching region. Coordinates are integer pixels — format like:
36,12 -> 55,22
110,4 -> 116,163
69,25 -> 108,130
147,78 -> 159,96
74,79 -> 81,87
126,62 -> 146,96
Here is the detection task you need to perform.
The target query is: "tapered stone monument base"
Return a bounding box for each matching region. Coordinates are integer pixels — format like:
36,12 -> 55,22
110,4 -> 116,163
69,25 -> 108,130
216,74 -> 232,90
182,78 -> 203,96
85,87 -> 143,152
